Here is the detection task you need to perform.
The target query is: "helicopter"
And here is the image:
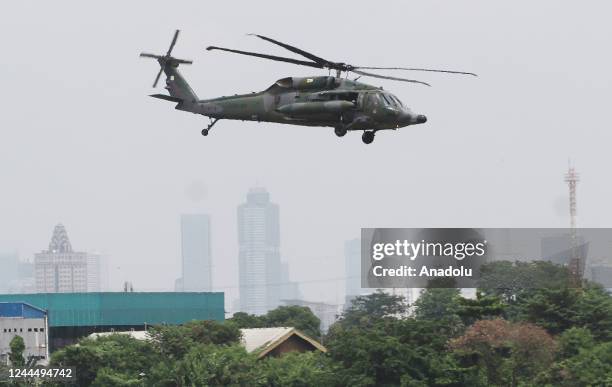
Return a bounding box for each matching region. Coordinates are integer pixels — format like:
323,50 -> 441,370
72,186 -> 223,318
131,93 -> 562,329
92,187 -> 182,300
140,30 -> 476,144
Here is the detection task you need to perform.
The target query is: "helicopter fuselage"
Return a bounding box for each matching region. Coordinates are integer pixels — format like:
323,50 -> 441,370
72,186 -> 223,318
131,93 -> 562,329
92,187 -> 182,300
172,75 -> 427,131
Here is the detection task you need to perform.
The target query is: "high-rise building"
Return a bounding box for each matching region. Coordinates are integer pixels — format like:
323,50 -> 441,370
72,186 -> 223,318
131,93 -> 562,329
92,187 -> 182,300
238,188 -> 281,315
179,214 -> 212,292
34,224 -> 88,293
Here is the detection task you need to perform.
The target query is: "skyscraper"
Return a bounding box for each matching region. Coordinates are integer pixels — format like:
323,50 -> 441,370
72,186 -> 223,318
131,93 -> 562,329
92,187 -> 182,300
237,188 -> 281,315
179,214 -> 212,292
35,224 -> 88,293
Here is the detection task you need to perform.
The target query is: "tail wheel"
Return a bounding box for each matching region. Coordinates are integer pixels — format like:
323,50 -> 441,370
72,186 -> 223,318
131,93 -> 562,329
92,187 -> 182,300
362,131 -> 375,144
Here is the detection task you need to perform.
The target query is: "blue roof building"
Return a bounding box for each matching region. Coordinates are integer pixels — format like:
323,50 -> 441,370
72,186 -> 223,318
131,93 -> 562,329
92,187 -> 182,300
0,302 -> 49,364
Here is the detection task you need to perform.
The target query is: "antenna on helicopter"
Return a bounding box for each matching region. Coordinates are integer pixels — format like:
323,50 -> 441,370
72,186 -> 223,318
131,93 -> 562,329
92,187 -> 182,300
206,34 -> 477,86
140,30 -> 193,87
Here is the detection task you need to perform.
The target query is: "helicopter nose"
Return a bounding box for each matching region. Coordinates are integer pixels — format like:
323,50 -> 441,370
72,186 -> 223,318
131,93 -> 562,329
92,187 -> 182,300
416,114 -> 427,124
398,112 -> 427,126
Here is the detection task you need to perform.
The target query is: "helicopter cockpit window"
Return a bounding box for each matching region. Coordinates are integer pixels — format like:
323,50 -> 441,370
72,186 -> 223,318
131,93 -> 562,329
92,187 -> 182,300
380,94 -> 392,106
388,94 -> 404,107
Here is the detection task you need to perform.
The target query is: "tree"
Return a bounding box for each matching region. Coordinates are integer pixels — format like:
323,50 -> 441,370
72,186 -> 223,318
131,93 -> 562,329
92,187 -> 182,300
261,351 -> 339,387
148,320 -> 241,359
228,306 -> 322,339
148,325 -> 194,359
413,287 -> 462,322
512,283 -> 612,340
457,292 -> 506,326
9,335 -> 25,366
334,290 -> 407,330
450,319 -> 556,386
264,306 -> 321,338
478,261 -> 570,302
326,316 -> 468,387
537,342 -> 612,386
560,342 -> 612,386
174,344 -> 264,386
326,321 -> 414,386
227,311 -> 265,329
50,334 -> 160,387
183,320 -> 241,346
91,368 -> 142,387
556,327 -> 595,359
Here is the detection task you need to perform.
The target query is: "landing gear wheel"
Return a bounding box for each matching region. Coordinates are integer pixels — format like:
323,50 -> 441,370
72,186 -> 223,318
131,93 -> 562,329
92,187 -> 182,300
362,131 -> 375,144
201,129 -> 209,136
334,125 -> 347,137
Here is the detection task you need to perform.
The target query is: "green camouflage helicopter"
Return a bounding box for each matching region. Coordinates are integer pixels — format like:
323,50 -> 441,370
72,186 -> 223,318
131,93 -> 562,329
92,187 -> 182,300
140,30 -> 476,144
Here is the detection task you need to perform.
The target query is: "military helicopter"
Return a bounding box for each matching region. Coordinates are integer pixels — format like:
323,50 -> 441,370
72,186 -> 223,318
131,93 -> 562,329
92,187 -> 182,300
140,30 -> 476,144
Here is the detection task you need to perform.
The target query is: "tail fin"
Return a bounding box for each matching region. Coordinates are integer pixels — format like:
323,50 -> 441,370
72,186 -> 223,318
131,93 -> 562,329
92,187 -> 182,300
162,64 -> 199,103
140,30 -> 198,104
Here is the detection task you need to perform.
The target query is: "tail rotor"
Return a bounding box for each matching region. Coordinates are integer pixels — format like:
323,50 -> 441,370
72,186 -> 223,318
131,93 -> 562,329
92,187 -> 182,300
140,30 -> 193,87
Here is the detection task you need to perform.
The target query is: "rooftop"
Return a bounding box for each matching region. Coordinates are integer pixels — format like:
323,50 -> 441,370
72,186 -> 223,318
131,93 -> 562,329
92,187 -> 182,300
240,327 -> 327,358
0,302 -> 46,319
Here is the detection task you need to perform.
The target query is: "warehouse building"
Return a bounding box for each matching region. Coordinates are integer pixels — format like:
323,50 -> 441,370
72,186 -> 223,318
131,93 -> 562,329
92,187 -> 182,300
0,302 -> 49,365
0,292 -> 224,351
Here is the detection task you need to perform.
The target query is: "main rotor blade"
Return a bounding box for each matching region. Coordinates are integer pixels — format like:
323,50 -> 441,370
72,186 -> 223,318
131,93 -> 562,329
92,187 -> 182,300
247,34 -> 332,67
152,67 -> 164,88
173,59 -> 193,65
352,70 -> 431,86
356,66 -> 477,77
167,30 -> 180,56
140,53 -> 162,59
206,46 -> 323,69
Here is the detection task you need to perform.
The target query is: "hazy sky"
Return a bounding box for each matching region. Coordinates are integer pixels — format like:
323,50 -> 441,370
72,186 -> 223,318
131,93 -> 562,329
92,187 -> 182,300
1,1 -> 611,307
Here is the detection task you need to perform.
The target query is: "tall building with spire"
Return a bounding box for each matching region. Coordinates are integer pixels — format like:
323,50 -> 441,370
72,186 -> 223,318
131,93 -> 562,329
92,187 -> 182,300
34,224 -> 88,293
237,188 -> 281,315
